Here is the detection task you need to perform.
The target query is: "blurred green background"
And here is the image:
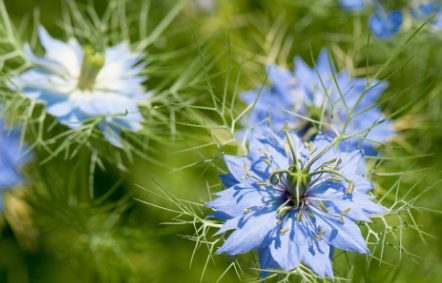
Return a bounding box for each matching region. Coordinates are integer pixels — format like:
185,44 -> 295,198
1,0 -> 442,282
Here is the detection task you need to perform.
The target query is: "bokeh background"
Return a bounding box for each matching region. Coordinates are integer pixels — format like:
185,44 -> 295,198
1,0 -> 442,282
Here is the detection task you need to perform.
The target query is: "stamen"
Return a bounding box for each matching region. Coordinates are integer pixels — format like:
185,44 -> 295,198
297,209 -> 303,222
305,141 -> 316,155
243,208 -> 252,213
324,158 -> 337,164
280,228 -> 289,236
259,148 -> 272,158
346,183 -> 355,194
243,164 -> 252,177
319,200 -> 328,213
324,164 -> 337,170
337,158 -> 342,165
277,206 -> 292,218
262,159 -> 273,167
313,236 -> 322,241
305,207 -> 315,217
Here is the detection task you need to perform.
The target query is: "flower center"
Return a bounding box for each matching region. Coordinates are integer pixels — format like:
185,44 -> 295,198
77,46 -> 105,90
269,129 -> 355,213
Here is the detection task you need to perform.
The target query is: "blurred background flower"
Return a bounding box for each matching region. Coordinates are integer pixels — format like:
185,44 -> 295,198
240,48 -> 395,155
11,27 -> 149,147
0,116 -> 28,207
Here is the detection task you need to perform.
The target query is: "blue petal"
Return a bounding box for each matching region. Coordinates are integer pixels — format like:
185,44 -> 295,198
411,3 -> 434,20
37,26 -> 82,77
340,0 -> 365,10
219,174 -> 238,187
214,215 -> 241,235
369,7 -> 403,39
249,128 -> 289,176
0,119 -> 29,192
267,64 -> 296,104
47,98 -> 76,117
257,248 -> 280,278
310,187 -> 386,222
309,205 -> 369,254
207,183 -> 283,218
223,155 -> 252,183
298,222 -> 334,278
316,48 -> 336,83
269,213 -> 304,271
216,206 -> 278,256
98,121 -> 123,147
207,211 -> 231,221
23,44 -> 70,78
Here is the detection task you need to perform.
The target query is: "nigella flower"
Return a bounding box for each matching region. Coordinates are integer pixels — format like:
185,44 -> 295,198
340,0 -> 367,11
11,27 -> 149,146
411,1 -> 442,30
432,8 -> 442,29
207,128 -> 386,277
0,118 -> 28,209
411,2 -> 435,20
369,6 -> 403,39
241,49 -> 395,155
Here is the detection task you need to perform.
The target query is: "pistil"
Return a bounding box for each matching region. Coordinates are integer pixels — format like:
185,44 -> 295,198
77,45 -> 105,89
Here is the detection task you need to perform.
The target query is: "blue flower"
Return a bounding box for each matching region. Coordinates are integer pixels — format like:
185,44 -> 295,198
11,27 -> 150,147
369,6 -> 403,39
410,2 -> 442,30
432,8 -> 442,29
207,128 -> 386,278
411,2 -> 435,20
340,0 -> 366,11
0,118 -> 28,209
241,49 -> 395,155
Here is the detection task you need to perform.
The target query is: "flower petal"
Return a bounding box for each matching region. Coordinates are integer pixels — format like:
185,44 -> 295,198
38,26 -> 82,77
257,248 -> 280,278
216,206 -> 278,256
269,213 -> 304,271
309,206 -> 369,254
